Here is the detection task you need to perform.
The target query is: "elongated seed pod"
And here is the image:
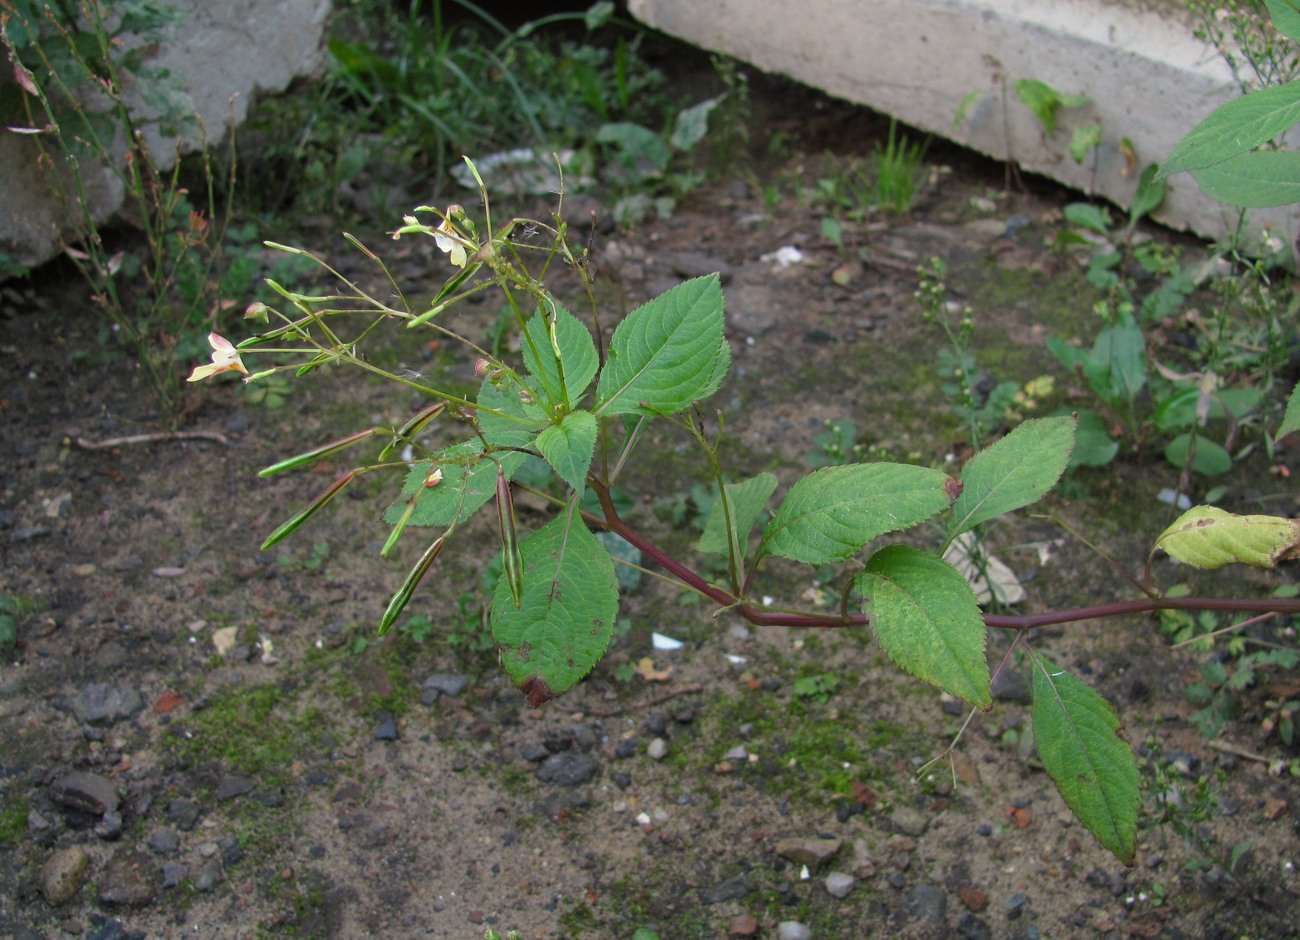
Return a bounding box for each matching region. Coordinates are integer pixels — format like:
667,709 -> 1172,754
496,463 -> 523,609
378,402 -> 446,462
260,471 -> 355,551
259,429 -> 376,477
382,497 -> 418,558
378,536 -> 447,635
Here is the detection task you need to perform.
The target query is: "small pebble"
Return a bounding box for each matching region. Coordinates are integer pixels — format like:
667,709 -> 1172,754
777,921 -> 811,940
647,737 -> 669,760
824,871 -> 855,898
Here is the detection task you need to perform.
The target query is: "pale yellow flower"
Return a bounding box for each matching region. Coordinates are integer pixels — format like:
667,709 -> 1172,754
188,332 -> 248,382
434,213 -> 468,268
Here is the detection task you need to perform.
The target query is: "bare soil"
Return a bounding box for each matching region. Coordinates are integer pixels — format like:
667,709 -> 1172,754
2,72 -> 1299,940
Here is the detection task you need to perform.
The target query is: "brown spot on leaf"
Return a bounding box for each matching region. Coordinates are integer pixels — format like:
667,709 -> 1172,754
944,477 -> 964,502
520,676 -> 555,709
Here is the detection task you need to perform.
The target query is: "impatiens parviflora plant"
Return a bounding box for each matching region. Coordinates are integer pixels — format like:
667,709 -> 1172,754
190,160 -> 1300,865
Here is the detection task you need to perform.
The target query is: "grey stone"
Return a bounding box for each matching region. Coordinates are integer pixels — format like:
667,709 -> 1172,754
824,871 -> 856,899
148,829 -> 181,855
165,798 -> 201,830
161,862 -> 188,889
86,920 -> 129,940
214,774 -> 256,802
68,682 -> 143,726
777,922 -> 812,940
98,849 -> 158,907
373,713 -> 398,741
646,737 -> 669,760
888,806 -> 931,837
50,770 -> 120,816
700,875 -> 753,904
957,913 -> 993,940
40,846 -> 89,905
669,251 -> 734,283
423,673 -> 469,697
194,855 -> 223,892
535,752 -> 597,788
907,884 -> 948,923
775,836 -> 842,871
94,810 -> 124,840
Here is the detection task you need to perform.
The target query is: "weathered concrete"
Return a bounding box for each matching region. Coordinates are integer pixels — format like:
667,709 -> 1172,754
630,0 -> 1299,243
1,0 -> 331,269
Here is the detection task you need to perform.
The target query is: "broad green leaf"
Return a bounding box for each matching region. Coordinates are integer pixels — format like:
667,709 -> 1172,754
761,463 -> 955,564
597,122 -> 672,173
1063,202 -> 1111,235
1088,313 -> 1146,407
1069,124 -> 1103,163
1279,381 -> 1300,438
478,376 -> 544,449
858,546 -> 991,708
387,443 -> 527,528
1060,408 -> 1118,468
698,472 -> 778,555
1190,149 -> 1300,207
671,97 -> 719,152
950,416 -> 1075,538
1160,81 -> 1300,177
1032,659 -> 1139,863
1163,433 -> 1232,477
595,275 -> 729,417
1155,506 -> 1300,569
491,512 -> 618,703
1129,163 -> 1166,227
522,302 -> 598,409
1266,0 -> 1300,43
535,410 -> 597,493
1016,78 -> 1057,131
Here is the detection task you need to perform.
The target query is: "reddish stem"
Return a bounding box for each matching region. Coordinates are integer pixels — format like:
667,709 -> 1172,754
585,480 -> 1300,632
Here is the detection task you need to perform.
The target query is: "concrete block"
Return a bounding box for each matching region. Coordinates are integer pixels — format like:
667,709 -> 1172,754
1,0 -> 331,269
629,0 -> 1299,243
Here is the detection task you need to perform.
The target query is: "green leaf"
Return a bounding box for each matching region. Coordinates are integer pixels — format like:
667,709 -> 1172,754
858,546 -> 991,708
1087,313 -> 1146,407
953,90 -> 982,128
387,443 -> 527,528
1032,658 -> 1139,863
1154,506 -> 1300,569
595,275 -> 730,417
1160,81 -> 1300,177
478,376 -> 544,449
491,512 -> 619,703
1129,163 -> 1166,227
761,463 -> 955,564
1266,0 -> 1300,43
1163,433 -> 1232,477
1279,382 -> 1300,438
1015,78 -> 1064,134
698,473 -> 778,555
1063,202 -> 1111,235
671,97 -> 719,152
949,416 -> 1075,538
1190,150 -> 1300,207
522,302 -> 598,409
1069,124 -> 1103,163
535,410 -> 597,492
597,122 -> 672,174
1061,408 -> 1118,468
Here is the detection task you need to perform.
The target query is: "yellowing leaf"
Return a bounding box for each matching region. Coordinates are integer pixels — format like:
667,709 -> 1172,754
1155,506 -> 1300,570
635,657 -> 673,681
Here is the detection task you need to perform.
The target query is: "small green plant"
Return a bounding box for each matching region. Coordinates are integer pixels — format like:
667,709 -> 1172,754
807,419 -> 864,468
190,163 -> 1300,868
792,673 -> 840,703
916,259 -> 1024,447
0,795 -> 29,844
1,0 -> 244,424
872,117 -> 928,213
